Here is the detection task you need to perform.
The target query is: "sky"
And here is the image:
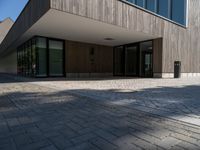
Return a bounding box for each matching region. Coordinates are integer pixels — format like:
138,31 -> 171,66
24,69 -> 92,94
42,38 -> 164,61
0,0 -> 28,22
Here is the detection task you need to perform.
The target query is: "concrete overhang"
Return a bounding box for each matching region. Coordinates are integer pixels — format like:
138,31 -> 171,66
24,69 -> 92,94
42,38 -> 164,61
0,8 -> 159,56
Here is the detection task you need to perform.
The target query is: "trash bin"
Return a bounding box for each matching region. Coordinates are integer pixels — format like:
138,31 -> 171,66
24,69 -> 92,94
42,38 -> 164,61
174,61 -> 181,78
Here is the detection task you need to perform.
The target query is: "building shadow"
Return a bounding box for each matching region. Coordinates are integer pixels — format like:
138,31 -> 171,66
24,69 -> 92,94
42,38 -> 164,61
1,83 -> 200,149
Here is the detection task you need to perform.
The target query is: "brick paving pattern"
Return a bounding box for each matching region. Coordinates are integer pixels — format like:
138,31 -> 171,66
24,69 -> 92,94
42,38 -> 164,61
0,74 -> 200,150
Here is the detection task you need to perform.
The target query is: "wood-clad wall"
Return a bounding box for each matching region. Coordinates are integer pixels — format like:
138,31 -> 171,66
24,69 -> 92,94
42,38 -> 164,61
0,0 -> 50,56
65,40 -> 113,74
51,0 -> 200,74
153,38 -> 163,74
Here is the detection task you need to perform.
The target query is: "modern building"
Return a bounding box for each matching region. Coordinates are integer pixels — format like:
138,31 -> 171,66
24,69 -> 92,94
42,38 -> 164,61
0,18 -> 14,44
0,0 -> 199,78
0,18 -> 14,73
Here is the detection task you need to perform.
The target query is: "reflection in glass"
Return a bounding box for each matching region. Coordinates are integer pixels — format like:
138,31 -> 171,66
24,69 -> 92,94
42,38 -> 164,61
146,0 -> 157,12
49,40 -> 64,76
36,37 -> 47,77
140,41 -> 153,77
125,46 -> 138,76
114,46 -> 124,76
158,0 -> 170,18
126,0 -> 187,25
136,0 -> 145,7
171,0 -> 186,25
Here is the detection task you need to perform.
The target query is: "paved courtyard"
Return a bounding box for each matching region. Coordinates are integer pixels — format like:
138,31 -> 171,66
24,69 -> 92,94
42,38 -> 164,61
1,74 -> 200,149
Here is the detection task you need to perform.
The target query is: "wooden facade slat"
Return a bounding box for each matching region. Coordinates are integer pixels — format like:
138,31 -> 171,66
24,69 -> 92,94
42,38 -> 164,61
65,40 -> 113,74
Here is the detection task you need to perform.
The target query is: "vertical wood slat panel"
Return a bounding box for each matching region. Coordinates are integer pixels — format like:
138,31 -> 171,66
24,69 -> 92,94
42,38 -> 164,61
65,40 -> 113,73
153,38 -> 163,74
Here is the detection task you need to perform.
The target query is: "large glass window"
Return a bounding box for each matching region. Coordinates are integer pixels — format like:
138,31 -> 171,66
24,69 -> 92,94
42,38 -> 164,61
127,0 -> 135,4
31,39 -> 36,77
136,0 -> 146,8
171,0 -> 186,25
146,0 -> 157,12
17,36 -> 65,77
27,41 -> 32,76
158,0 -> 170,18
114,46 -> 124,76
126,0 -> 187,26
49,40 -> 64,76
36,37 -> 47,77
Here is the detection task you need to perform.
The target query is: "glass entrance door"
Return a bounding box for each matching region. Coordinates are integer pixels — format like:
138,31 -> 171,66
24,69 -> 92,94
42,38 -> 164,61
114,46 -> 124,76
114,41 -> 153,78
142,52 -> 153,77
125,45 -> 139,76
140,41 -> 153,77
114,45 -> 139,76
49,40 -> 64,77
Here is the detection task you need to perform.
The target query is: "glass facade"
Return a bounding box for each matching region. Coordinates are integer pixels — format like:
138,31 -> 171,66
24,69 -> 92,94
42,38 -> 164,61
17,36 -> 65,77
36,37 -> 47,77
126,0 -> 187,26
114,41 -> 153,77
49,40 -> 64,76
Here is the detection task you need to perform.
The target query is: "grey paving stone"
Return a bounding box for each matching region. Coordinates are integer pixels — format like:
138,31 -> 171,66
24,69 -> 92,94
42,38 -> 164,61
49,135 -> 73,149
1,74 -> 200,150
66,142 -> 100,150
13,133 -> 33,147
90,137 -> 118,150
70,133 -> 97,145
19,140 -> 51,150
40,145 -> 58,150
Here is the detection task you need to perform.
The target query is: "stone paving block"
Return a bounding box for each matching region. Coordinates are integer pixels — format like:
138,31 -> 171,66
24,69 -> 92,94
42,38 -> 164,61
66,142 -> 100,150
49,135 -> 73,149
70,133 -> 97,145
171,133 -> 200,146
90,137 -> 118,150
114,134 -> 142,150
94,129 -> 118,143
40,145 -> 58,150
19,140 -> 51,150
13,133 -> 33,147
176,141 -> 200,150
0,137 -> 17,150
154,136 -> 181,149
43,130 -> 62,138
6,118 -> 21,128
1,74 -> 200,150
122,134 -> 160,150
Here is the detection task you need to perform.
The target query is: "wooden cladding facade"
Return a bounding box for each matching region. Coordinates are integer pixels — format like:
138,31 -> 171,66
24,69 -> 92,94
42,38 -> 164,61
65,40 -> 113,75
50,0 -> 200,74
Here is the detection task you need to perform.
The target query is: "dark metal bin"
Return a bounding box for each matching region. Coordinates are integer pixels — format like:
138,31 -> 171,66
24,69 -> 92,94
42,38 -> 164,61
174,61 -> 181,78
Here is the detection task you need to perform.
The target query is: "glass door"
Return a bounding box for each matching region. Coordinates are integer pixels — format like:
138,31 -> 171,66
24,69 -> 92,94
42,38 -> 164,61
36,37 -> 47,77
140,41 -> 153,77
49,40 -> 64,77
125,45 -> 139,76
114,46 -> 124,76
142,52 -> 153,77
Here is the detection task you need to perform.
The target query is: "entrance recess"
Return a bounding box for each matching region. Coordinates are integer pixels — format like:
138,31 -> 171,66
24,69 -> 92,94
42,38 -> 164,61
114,41 -> 153,77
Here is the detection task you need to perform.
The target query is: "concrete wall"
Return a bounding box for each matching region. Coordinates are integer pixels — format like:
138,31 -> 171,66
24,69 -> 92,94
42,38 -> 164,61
0,51 -> 17,74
